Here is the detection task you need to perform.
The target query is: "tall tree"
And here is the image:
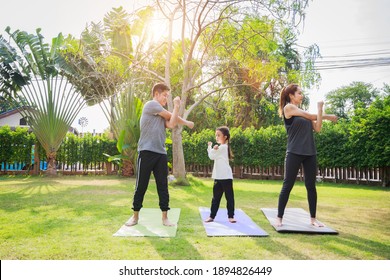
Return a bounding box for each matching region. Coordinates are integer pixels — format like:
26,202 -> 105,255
134,0 -> 317,182
60,7 -> 155,175
325,81 -> 380,120
348,94 -> 390,186
0,96 -> 13,113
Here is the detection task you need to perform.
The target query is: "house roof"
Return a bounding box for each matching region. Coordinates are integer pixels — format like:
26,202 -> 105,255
0,107 -> 79,135
0,108 -> 24,119
0,106 -> 34,119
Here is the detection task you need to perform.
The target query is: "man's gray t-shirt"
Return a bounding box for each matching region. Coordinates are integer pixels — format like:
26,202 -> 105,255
138,100 -> 167,154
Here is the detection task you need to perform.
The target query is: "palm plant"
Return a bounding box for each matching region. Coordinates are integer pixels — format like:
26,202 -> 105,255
108,84 -> 143,176
60,7 -> 154,176
0,27 -> 85,176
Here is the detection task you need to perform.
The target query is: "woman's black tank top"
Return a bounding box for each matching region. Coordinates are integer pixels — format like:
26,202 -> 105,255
283,115 -> 316,155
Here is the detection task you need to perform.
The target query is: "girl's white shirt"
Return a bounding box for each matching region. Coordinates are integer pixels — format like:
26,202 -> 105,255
207,144 -> 233,180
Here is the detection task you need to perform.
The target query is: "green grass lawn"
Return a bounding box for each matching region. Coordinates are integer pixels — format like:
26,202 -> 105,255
0,175 -> 389,260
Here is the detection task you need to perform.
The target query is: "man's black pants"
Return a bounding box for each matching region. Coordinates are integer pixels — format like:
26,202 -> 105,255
132,150 -> 170,211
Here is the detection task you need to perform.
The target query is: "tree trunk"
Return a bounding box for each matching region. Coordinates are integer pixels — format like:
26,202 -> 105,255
46,152 -> 57,176
106,162 -> 112,175
382,166 -> 390,187
33,142 -> 40,175
122,159 -> 134,177
172,126 -> 187,183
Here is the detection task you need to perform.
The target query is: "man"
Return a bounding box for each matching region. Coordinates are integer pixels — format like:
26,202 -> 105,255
126,83 -> 194,226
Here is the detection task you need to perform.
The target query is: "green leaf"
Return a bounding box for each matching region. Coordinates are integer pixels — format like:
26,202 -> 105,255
117,129 -> 126,153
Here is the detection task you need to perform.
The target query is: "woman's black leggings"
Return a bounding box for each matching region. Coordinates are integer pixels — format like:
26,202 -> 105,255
278,152 -> 317,219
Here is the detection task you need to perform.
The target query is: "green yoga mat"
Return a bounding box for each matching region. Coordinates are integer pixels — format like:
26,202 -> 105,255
113,208 -> 180,237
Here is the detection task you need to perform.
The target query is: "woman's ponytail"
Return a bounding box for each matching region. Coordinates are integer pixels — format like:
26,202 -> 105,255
278,84 -> 299,117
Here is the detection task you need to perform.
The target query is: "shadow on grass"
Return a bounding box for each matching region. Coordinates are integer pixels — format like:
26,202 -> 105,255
174,175 -> 210,194
0,182 -> 133,220
316,182 -> 390,192
1,176 -> 389,259
252,236 -> 311,259
27,218 -> 73,235
336,233 -> 390,259
180,176 -> 283,205
148,237 -> 205,260
0,184 -> 63,212
296,232 -> 390,259
147,203 -> 310,260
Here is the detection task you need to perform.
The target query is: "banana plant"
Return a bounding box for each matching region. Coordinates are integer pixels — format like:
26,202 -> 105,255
104,129 -> 173,176
103,129 -> 130,172
104,87 -> 143,176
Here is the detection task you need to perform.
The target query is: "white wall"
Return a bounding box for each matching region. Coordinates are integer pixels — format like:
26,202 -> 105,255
0,112 -> 29,128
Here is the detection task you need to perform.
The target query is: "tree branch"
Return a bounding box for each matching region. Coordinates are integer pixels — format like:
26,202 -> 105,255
184,83 -> 248,118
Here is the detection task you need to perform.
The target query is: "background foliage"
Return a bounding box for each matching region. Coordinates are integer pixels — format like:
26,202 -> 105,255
1,92 -> 389,172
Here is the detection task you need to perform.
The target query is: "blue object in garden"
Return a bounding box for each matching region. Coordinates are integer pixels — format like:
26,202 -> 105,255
1,144 -> 47,171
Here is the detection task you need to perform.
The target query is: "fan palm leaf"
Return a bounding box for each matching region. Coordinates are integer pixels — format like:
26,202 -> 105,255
0,27 -> 85,176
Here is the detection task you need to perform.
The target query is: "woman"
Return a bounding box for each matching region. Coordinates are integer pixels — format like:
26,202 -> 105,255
276,84 -> 337,227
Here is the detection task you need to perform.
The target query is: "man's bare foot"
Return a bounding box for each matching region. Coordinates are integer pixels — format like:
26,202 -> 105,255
275,217 -> 283,227
162,218 -> 175,227
311,218 -> 324,227
125,216 -> 138,226
228,218 -> 236,223
204,217 -> 214,223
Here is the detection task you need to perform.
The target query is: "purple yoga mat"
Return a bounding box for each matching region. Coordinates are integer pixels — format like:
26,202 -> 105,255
199,207 -> 268,237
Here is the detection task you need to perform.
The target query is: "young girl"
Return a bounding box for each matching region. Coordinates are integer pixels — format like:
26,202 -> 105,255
205,126 -> 236,223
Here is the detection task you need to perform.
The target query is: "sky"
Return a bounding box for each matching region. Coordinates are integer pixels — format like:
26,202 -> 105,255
1,0 -> 389,132
297,0 -> 390,111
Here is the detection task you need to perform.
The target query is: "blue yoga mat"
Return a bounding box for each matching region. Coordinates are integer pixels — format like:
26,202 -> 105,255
199,207 -> 268,237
